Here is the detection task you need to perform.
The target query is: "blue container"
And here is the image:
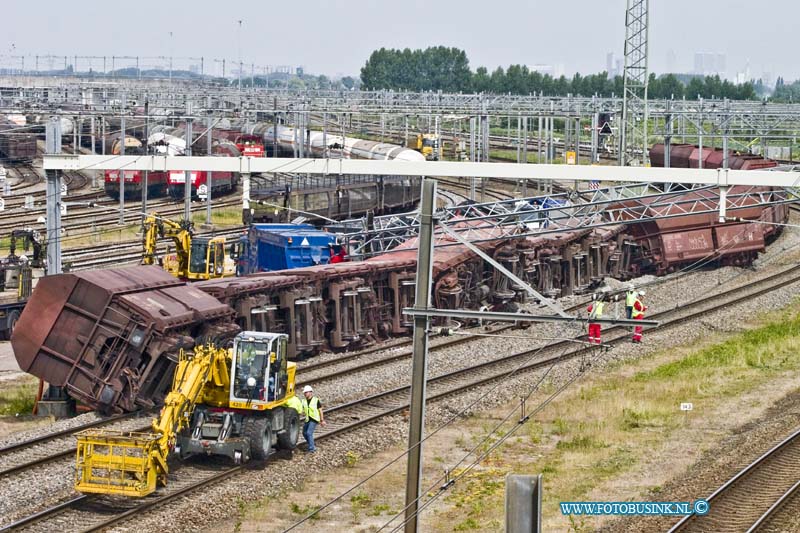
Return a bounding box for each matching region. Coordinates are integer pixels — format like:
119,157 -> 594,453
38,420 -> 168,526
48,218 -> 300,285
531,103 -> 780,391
241,224 -> 338,274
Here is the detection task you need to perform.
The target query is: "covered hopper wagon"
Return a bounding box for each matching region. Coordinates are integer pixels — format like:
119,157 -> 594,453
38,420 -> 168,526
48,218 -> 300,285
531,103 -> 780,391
11,186 -> 791,414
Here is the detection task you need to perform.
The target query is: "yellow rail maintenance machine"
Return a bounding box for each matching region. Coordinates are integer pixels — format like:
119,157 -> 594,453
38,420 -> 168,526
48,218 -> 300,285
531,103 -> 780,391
141,213 -> 236,281
74,332 -> 300,497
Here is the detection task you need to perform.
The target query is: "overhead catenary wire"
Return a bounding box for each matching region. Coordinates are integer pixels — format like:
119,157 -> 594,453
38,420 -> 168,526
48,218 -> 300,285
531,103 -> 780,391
381,341 -> 609,533
284,216 -> 795,531
728,216 -> 800,229
282,313 -> 588,532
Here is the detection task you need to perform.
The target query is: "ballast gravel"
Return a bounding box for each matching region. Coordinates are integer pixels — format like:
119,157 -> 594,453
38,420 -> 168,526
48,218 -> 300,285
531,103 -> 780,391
4,220 -> 800,532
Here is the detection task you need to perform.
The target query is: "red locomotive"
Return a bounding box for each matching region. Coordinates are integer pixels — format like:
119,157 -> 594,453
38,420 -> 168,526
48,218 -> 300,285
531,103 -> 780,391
105,170 -> 168,200
167,140 -> 240,199
233,134 -> 265,157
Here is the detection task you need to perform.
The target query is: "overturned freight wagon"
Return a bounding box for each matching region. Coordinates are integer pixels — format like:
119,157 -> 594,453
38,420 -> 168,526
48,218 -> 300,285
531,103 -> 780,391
10,186 -> 789,414
11,267 -> 237,413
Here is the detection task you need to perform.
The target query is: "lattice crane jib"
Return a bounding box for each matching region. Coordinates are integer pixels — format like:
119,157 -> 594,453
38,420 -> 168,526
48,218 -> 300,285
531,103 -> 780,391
620,0 -> 650,166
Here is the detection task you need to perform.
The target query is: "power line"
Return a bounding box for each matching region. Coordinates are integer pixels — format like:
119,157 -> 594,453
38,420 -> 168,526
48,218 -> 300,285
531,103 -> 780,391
282,314 -> 587,532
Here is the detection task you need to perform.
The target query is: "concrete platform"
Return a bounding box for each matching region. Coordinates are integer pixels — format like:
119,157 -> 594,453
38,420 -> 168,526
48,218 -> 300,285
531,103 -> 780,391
0,341 -> 24,381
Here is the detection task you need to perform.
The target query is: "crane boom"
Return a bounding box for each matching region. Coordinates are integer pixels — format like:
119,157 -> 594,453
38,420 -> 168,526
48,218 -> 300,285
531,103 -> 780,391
75,345 -> 230,496
140,213 -> 235,280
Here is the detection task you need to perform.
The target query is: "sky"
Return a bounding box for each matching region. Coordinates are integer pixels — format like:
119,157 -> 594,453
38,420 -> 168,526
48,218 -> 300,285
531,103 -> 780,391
1,0 -> 795,82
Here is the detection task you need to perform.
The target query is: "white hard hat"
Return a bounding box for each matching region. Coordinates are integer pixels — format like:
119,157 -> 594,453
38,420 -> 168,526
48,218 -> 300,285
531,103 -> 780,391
638,290 -> 646,296
303,385 -> 313,393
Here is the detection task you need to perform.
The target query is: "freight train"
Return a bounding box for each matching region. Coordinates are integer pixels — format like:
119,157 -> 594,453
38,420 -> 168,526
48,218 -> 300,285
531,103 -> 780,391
100,122 -> 423,221
259,124 -> 427,161
649,143 -> 778,170
11,185 -> 790,414
246,124 -> 424,221
0,119 -> 37,161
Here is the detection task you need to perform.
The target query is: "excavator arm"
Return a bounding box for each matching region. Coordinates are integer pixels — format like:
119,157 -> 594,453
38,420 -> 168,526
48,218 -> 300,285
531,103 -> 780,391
140,213 -> 194,277
74,345 -> 231,497
141,216 -> 161,265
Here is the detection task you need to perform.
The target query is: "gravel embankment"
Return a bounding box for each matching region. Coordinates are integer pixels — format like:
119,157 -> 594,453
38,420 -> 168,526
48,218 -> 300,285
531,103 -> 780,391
0,413 -> 154,524
4,221 -> 800,532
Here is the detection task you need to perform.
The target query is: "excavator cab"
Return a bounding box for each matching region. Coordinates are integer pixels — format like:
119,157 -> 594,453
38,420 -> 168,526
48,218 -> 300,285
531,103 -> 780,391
187,237 -> 234,280
230,333 -> 289,406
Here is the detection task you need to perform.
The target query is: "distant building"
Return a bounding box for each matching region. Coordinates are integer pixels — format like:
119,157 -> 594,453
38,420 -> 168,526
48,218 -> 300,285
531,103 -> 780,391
694,52 -> 727,77
734,61 -> 751,85
605,53 -> 623,78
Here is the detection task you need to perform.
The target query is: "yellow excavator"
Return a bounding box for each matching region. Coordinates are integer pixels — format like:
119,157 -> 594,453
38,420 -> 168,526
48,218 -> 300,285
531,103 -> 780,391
74,331 -> 300,497
408,133 -> 442,160
141,213 -> 236,281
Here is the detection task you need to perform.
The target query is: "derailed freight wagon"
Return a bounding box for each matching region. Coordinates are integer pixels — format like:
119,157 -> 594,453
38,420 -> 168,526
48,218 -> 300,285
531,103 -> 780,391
11,267 -> 237,413
11,187 -> 790,414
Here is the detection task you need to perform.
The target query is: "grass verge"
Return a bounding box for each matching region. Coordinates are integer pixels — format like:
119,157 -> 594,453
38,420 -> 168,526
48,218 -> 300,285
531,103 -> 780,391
430,302 -> 800,531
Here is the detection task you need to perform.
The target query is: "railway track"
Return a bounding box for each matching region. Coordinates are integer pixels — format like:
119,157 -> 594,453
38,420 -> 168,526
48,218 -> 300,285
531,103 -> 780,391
296,295 -> 596,387
6,163 -> 43,195
4,163 -> 98,203
297,254 -> 795,386
0,197 -> 240,235
63,225 -> 246,270
436,176 -> 514,202
6,260 -> 800,532
0,413 -> 146,485
302,263 -> 800,393
668,428 -> 800,532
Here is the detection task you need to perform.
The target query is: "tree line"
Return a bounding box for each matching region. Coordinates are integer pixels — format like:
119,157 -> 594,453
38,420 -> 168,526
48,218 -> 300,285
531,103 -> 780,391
361,47 -> 758,100
772,77 -> 800,102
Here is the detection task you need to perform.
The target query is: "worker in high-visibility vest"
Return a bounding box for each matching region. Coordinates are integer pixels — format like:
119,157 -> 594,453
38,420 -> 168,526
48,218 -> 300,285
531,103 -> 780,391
625,285 -> 637,319
300,385 -> 325,453
632,291 -> 647,343
587,293 -> 607,344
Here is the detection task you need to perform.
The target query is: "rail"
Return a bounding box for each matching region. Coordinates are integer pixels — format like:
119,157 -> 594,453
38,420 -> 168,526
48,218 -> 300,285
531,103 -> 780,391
668,427 -> 800,532
6,261 -> 799,532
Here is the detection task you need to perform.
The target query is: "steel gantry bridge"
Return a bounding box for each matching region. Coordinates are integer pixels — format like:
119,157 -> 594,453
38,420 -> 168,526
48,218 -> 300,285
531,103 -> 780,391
330,182 -> 796,257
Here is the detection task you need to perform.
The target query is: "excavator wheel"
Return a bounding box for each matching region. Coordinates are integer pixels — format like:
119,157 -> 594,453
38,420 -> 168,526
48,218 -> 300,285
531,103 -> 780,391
244,416 -> 272,460
277,409 -> 300,450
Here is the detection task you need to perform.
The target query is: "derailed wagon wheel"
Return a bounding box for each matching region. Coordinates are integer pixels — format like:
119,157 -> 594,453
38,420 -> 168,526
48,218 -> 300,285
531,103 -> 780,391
244,416 -> 272,460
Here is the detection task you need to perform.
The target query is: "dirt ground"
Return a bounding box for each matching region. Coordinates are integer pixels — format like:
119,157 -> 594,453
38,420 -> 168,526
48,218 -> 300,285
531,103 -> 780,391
0,374 -> 51,439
